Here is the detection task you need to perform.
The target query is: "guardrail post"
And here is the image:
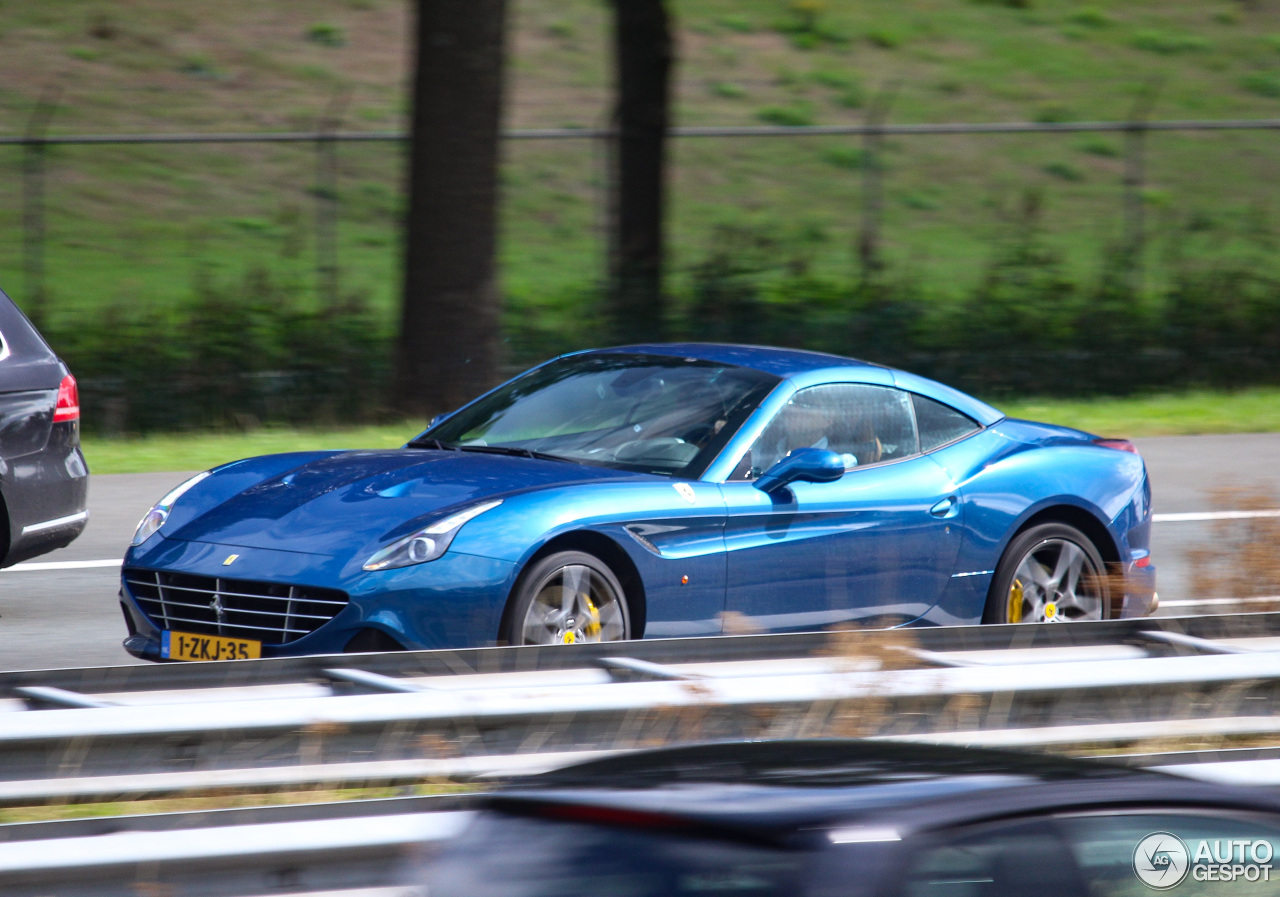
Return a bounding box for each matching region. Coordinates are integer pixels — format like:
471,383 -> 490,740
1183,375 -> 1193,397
315,89 -> 349,307
22,92 -> 57,328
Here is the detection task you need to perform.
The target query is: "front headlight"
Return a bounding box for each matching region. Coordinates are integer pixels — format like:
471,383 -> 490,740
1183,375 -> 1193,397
363,500 -> 502,572
131,470 -> 212,546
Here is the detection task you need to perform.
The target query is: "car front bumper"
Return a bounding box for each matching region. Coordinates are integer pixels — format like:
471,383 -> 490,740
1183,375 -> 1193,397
120,536 -> 518,660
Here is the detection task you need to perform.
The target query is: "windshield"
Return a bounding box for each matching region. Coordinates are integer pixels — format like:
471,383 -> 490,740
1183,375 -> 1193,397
419,354 -> 780,477
423,813 -> 808,897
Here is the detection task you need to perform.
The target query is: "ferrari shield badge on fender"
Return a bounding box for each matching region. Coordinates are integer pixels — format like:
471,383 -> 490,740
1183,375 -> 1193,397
223,554 -> 240,566
673,483 -> 697,504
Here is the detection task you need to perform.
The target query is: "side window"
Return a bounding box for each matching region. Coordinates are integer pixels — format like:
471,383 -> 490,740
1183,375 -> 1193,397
912,394 -> 979,453
1056,812 -> 1280,896
732,384 -> 918,480
900,818 -> 1087,897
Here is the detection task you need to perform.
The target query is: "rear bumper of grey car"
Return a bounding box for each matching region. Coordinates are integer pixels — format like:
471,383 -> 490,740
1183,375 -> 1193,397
2,435 -> 89,566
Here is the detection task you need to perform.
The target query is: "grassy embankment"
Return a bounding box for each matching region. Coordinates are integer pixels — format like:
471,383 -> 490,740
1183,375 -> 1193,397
1,0 -> 1278,330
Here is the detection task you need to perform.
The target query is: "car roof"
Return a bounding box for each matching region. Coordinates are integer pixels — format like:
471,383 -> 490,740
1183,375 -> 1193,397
592,343 -> 886,378
582,344 -> 1005,427
490,740 -> 1280,841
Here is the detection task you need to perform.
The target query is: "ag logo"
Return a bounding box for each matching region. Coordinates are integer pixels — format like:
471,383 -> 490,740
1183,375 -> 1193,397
1134,832 -> 1190,890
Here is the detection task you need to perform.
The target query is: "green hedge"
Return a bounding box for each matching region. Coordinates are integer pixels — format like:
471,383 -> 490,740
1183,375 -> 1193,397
47,228 -> 1280,434
49,269 -> 390,434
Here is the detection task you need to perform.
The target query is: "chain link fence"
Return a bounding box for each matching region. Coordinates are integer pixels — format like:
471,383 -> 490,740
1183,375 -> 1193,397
2,114 -> 1279,430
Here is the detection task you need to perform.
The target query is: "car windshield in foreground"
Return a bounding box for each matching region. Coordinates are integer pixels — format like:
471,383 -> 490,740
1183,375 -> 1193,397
423,813 -> 807,897
416,354 -> 780,477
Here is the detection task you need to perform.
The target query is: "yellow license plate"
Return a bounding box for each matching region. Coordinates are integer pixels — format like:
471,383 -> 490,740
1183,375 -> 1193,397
162,630 -> 261,662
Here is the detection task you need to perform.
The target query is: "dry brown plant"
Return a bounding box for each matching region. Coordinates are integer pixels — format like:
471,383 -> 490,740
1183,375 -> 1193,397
1187,482 -> 1280,611
821,622 -> 923,672
718,611 -> 764,636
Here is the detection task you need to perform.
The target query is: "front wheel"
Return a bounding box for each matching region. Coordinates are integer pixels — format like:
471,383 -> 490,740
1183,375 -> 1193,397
984,523 -> 1109,624
502,551 -> 631,646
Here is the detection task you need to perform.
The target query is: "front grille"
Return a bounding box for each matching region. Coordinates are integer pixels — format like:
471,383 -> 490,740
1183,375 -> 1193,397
124,568 -> 349,645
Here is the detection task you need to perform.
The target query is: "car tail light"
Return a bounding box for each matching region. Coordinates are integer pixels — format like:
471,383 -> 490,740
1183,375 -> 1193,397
499,800 -> 689,831
53,373 -> 80,423
1094,438 -> 1137,454
1135,555 -> 1151,568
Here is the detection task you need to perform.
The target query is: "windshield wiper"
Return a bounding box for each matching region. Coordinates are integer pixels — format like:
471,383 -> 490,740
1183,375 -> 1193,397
406,437 -> 457,451
456,445 -> 570,463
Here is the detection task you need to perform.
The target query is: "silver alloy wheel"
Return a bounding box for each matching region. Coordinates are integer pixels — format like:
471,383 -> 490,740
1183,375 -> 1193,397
1006,537 -> 1105,623
520,563 -> 628,645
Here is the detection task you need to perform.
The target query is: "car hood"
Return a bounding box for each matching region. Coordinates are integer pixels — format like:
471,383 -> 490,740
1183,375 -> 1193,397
166,449 -> 650,557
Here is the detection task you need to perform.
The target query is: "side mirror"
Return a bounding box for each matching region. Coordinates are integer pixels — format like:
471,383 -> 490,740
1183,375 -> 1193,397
754,448 -> 845,493
428,411 -> 453,428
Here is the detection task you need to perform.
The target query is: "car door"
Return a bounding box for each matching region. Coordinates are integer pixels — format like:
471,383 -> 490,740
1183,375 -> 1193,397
718,383 -> 963,631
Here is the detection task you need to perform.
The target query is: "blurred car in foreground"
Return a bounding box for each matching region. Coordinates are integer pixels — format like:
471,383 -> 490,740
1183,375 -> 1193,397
424,741 -> 1280,897
0,290 -> 87,567
120,344 -> 1155,662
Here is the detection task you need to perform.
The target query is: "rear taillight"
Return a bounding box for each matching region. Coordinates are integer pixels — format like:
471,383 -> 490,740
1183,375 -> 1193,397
535,803 -> 687,830
1094,438 -> 1138,455
53,373 -> 79,423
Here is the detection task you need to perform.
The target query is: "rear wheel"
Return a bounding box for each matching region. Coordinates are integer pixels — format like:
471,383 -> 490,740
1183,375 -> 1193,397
984,523 -> 1109,624
502,551 -> 631,646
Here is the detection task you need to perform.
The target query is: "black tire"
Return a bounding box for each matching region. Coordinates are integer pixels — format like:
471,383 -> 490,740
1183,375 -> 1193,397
983,523 -> 1110,624
501,551 -> 631,646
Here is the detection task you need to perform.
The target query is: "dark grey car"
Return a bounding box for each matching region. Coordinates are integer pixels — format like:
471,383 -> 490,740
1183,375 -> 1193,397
0,290 -> 87,566
425,741 -> 1280,897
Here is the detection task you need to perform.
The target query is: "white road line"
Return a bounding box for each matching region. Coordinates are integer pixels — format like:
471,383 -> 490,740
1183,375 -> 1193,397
3,558 -> 121,573
1153,510 -> 1280,523
1159,595 -> 1280,609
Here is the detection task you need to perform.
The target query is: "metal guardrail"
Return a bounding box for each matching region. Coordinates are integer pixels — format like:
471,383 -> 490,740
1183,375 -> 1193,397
4,609 -> 1276,695
3,614 -> 1280,894
0,613 -> 1279,806
3,754 -> 1280,897
0,808 -> 463,897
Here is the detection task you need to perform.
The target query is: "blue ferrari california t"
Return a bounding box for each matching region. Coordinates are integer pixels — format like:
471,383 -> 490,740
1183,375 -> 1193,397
120,344 -> 1156,662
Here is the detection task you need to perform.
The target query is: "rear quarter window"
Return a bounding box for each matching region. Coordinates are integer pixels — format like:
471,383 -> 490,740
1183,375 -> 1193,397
912,394 -> 979,453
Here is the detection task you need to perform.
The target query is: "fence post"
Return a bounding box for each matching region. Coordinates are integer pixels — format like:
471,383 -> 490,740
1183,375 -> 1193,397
600,112 -> 618,289
1123,81 -> 1161,293
858,86 -> 897,280
22,92 -> 58,327
315,89 -> 350,307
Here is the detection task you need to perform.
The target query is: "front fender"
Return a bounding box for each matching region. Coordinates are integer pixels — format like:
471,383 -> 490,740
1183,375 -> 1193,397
449,480 -> 731,638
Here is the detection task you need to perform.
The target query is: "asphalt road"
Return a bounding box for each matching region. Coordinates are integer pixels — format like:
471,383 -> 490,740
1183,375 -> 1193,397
1,434 -> 1277,672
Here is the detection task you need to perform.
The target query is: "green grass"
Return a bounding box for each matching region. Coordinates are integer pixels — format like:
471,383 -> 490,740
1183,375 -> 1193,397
999,388 -> 1280,438
84,423 -> 420,474
81,389 -> 1280,474
1,0 -> 1280,334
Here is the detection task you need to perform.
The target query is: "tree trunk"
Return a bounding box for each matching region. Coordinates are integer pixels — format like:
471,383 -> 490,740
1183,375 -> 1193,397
609,0 -> 672,344
398,0 -> 508,418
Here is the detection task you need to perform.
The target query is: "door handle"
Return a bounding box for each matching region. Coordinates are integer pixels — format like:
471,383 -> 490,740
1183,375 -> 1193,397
930,496 -> 959,518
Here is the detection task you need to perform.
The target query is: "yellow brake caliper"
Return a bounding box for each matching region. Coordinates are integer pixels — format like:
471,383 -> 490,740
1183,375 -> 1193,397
583,597 -> 602,638
1008,579 -> 1024,624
